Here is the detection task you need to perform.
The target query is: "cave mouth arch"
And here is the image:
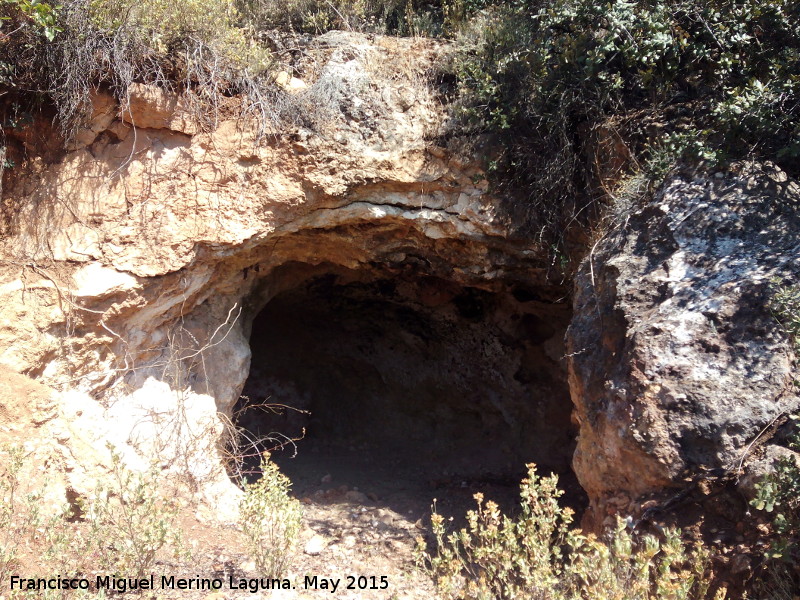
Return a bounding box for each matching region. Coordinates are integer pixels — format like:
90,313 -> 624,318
234,261 -> 582,517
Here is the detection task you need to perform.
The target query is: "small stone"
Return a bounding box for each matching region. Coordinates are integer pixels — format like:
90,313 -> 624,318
239,559 -> 256,571
386,539 -> 405,552
729,553 -> 751,574
376,509 -> 394,525
345,490 -> 368,504
304,534 -> 327,556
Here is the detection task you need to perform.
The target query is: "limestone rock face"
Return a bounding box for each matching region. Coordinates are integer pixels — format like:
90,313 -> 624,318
0,33 -> 564,515
567,164 -> 800,526
1,33 -> 520,389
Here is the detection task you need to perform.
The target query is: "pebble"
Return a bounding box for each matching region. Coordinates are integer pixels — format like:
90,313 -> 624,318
304,534 -> 327,556
376,509 -> 393,524
386,539 -> 406,552
345,490 -> 369,504
239,559 -> 256,571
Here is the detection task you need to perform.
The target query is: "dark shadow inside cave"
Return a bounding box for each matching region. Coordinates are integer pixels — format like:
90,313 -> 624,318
234,268 -> 584,521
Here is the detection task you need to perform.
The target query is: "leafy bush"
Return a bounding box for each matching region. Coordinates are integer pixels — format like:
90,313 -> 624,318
83,446 -> 185,579
239,453 -> 302,578
234,0 -> 471,36
445,0 -> 800,240
84,0 -> 272,75
0,446 -> 37,585
238,0 -> 393,34
89,0 -> 236,46
751,426 -> 800,550
749,423 -> 800,598
416,464 -> 714,600
748,284 -> 800,595
770,283 -> 800,356
0,0 -> 60,40
0,443 -> 181,598
0,0 -> 279,140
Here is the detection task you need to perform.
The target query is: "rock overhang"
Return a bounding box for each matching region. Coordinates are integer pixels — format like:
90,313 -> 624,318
0,30 -> 797,535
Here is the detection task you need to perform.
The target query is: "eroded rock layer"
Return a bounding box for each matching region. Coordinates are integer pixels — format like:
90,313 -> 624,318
0,33 -> 570,513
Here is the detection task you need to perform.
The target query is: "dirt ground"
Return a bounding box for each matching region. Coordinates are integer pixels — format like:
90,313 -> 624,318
0,366 -> 555,600
149,437 -> 529,600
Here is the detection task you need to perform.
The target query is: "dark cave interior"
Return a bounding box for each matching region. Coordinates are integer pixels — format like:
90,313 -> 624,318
235,268 -> 584,518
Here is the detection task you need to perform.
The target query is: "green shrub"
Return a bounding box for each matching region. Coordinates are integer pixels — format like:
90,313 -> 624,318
750,285 -> 799,594
0,0 -> 278,140
416,464 -> 713,600
0,0 -> 61,39
1,443 -> 182,598
239,453 -> 302,578
751,426 -> 800,554
83,445 -> 185,579
749,422 -> 800,598
418,466 -> 573,599
445,0 -> 800,240
235,0 -> 448,36
0,446 -> 33,585
89,0 -> 236,43
770,283 -> 800,356
0,445 -> 79,597
85,0 -> 272,71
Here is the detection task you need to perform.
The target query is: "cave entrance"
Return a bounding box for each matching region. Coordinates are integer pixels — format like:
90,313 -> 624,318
236,266 -> 581,521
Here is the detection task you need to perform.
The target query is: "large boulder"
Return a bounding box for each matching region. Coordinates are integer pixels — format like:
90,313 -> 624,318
567,163 -> 800,527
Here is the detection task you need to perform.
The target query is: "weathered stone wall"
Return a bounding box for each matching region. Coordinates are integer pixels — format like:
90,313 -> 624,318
567,163 -> 800,528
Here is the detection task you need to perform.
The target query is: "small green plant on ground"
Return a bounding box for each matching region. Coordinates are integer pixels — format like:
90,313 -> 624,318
83,444 -> 186,579
239,452 -> 302,578
749,421 -> 800,598
748,282 -> 800,597
416,464 -> 714,600
0,446 -> 43,586
0,446 -> 20,583
0,444 -> 86,600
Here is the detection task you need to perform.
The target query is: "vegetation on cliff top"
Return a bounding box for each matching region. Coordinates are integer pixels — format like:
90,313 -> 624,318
442,0 -> 800,239
1,0 -> 798,241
